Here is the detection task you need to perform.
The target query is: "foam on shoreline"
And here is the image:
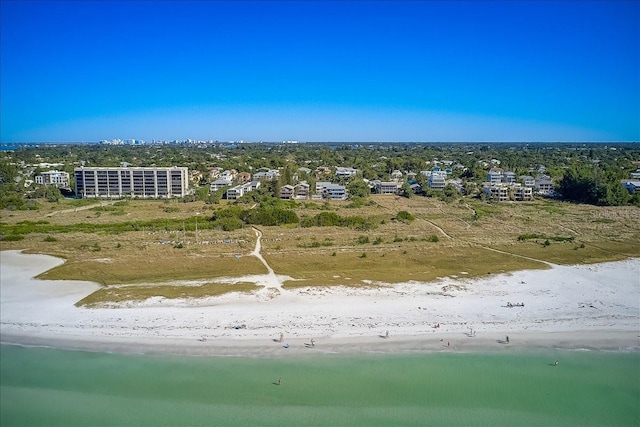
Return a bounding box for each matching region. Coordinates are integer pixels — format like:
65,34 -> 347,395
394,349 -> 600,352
1,250 -> 639,356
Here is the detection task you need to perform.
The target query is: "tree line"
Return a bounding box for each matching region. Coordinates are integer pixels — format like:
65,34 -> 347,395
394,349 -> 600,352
1,142 -> 639,208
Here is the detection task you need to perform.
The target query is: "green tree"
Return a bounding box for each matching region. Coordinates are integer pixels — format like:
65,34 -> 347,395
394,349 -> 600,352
597,182 -> 629,206
347,179 -> 370,199
559,164 -> 630,206
29,185 -> 62,202
0,159 -> 18,185
401,181 -> 413,198
559,165 -> 597,203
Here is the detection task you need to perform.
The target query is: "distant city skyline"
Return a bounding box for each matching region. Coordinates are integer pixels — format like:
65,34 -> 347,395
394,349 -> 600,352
1,1 -> 638,143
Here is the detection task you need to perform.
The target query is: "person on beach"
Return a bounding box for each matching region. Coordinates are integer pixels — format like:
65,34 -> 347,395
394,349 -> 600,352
279,333 -> 284,343
277,378 -> 282,385
554,360 -> 559,366
385,330 -> 389,339
506,336 -> 510,344
311,339 -> 315,347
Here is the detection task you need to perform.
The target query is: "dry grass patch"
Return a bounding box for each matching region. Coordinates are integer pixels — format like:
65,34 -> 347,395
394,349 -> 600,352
491,241 -> 640,265
265,245 -> 547,288
38,250 -> 266,285
583,240 -> 640,257
3,229 -> 264,285
76,281 -> 260,307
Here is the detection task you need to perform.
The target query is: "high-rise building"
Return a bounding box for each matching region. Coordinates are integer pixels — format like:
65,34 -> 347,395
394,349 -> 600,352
74,166 -> 189,198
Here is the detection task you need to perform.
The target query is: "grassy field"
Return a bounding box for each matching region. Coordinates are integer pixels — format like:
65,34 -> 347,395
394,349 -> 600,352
1,196 -> 638,304
76,281 -> 260,307
265,245 -> 547,288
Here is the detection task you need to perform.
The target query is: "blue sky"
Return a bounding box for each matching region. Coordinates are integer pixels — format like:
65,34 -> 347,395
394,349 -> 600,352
1,1 -> 638,142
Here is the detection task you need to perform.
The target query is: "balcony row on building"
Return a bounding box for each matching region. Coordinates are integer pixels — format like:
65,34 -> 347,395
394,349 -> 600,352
486,169 -> 554,194
219,177 -> 349,201
209,169 -> 279,192
35,170 -> 70,188
74,166 -> 189,198
480,171 -> 554,202
482,183 -> 534,201
278,181 -> 347,201
225,181 -> 261,200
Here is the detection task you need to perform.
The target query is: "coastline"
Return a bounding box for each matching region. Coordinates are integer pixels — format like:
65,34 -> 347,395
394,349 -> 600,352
2,330 -> 639,358
1,250 -> 639,357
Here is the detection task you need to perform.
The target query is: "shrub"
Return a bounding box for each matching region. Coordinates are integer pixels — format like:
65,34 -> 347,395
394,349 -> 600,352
357,235 -> 370,244
549,236 -> 574,243
1,234 -> 24,241
359,252 -> 367,258
314,211 -> 341,227
517,233 -> 544,241
214,217 -> 244,231
427,234 -> 439,243
346,197 -> 366,208
240,207 -> 299,226
373,236 -> 383,245
299,212 -> 378,230
396,211 -> 415,222
517,234 -> 573,243
43,235 -> 57,242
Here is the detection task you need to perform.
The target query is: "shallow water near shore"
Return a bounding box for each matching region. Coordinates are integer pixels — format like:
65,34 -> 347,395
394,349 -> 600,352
1,344 -> 638,427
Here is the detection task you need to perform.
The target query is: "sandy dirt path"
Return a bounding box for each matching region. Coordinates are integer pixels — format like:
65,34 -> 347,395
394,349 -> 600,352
45,200 -> 117,217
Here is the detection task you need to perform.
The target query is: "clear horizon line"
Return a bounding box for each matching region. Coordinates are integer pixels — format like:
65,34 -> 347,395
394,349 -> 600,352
2,140 -> 639,145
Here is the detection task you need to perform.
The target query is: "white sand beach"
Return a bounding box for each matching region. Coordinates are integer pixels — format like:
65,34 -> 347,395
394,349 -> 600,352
1,249 -> 639,356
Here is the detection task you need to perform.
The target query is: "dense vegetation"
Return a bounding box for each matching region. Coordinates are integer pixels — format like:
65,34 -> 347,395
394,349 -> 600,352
1,142 -> 639,210
559,164 -> 638,206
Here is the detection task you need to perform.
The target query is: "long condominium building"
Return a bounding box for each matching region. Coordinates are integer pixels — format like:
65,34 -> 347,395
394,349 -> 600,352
74,166 -> 189,198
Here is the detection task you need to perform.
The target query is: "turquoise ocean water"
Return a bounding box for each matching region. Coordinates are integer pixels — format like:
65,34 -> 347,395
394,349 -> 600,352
1,344 -> 638,426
